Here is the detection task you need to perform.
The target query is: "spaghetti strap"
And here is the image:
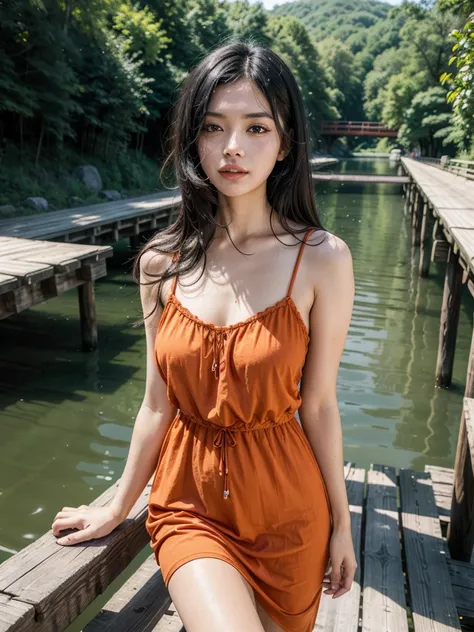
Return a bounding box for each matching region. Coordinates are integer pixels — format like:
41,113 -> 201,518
170,251 -> 180,297
287,228 -> 315,298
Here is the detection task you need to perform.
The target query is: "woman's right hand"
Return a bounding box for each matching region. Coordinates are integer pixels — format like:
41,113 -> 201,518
51,504 -> 124,545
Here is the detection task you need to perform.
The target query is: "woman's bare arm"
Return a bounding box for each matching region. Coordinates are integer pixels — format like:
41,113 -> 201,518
299,234 -> 355,530
109,249 -> 178,521
52,249 -> 177,544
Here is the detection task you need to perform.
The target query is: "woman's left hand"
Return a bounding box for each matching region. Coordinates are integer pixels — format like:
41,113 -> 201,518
322,526 -> 357,599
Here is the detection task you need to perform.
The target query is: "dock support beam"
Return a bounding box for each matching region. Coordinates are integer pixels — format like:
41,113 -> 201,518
78,281 -> 98,351
435,246 -> 463,388
448,396 -> 474,562
404,182 -> 414,217
412,189 -> 423,247
130,235 -> 141,250
418,201 -> 432,277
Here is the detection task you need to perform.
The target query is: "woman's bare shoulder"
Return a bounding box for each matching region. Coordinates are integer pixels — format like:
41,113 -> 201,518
139,246 -> 174,282
307,229 -> 351,266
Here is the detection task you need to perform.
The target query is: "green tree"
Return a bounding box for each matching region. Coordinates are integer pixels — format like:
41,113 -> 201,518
398,86 -> 455,155
268,15 -> 337,147
317,38 -> 364,121
439,0 -> 474,152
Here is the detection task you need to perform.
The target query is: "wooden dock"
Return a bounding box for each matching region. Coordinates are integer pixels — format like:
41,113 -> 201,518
0,237 -> 112,350
401,157 -> 474,389
0,191 -> 180,243
0,448 -> 472,632
401,157 -> 474,574
312,173 -> 409,184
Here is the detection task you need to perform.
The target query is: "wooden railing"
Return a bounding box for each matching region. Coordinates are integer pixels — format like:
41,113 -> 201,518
414,155 -> 474,181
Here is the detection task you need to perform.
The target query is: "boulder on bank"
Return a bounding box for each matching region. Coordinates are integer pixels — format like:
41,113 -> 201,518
25,197 -> 48,211
75,165 -> 103,193
99,189 -> 121,201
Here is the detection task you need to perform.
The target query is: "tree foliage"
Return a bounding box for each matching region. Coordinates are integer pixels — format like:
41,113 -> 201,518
1,0 -> 472,168
440,2 -> 474,149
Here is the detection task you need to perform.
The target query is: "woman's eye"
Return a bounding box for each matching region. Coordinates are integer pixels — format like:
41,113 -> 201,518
202,123 -> 268,134
202,123 -> 220,132
248,125 -> 268,134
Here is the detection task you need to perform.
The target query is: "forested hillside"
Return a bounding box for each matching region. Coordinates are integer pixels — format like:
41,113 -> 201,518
274,0 -> 470,157
0,0 -> 472,213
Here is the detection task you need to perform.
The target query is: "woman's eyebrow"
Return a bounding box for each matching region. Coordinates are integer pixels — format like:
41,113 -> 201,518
204,111 -> 274,120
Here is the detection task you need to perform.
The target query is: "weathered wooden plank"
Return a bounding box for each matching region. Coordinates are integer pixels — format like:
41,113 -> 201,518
362,465 -> 409,632
0,593 -> 34,632
83,554 -> 171,632
0,260 -> 54,284
151,603 -> 185,632
0,274 -> 19,293
399,469 -> 461,631
449,228 -> 474,270
424,466 -> 454,524
315,465 -> 364,632
0,237 -> 111,257
425,466 -> 454,486
441,210 -> 474,232
447,558 -> 474,620
0,193 -> 178,241
0,261 -> 107,317
0,478 -> 152,632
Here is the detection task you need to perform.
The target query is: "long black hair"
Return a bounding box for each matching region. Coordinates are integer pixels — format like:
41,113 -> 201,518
132,40 -> 326,321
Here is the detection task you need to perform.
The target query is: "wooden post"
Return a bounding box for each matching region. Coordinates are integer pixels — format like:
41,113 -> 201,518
404,182 -> 413,217
447,396 -> 474,561
435,246 -> 463,387
412,190 -> 423,247
130,235 -> 141,250
418,201 -> 432,277
408,183 -> 416,218
411,189 -> 419,228
78,281 -> 98,351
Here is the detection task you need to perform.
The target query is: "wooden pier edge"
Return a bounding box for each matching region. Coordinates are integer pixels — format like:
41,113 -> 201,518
401,158 -> 474,388
0,238 -> 114,351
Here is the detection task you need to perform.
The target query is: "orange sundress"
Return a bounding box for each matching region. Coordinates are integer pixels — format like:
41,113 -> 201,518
145,227 -> 333,632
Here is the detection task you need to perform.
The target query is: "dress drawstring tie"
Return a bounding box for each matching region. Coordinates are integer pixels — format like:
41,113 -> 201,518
213,427 -> 236,499
211,330 -> 228,379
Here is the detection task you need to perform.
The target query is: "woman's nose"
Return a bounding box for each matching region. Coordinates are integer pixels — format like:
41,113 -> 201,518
223,131 -> 244,155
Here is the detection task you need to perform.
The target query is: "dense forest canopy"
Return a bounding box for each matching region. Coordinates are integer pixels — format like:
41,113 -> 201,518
0,0 -> 472,209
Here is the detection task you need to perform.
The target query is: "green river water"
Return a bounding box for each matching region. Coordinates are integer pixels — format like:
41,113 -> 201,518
0,158 -> 472,626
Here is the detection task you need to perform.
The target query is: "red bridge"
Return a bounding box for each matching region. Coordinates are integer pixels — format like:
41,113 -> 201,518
321,121 -> 398,137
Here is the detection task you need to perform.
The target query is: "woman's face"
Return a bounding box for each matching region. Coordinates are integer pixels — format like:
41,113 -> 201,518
196,78 -> 289,197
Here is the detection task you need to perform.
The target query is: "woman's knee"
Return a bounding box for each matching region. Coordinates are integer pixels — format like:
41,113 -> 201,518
167,557 -> 264,632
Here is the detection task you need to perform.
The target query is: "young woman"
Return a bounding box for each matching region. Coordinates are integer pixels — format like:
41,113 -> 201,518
52,42 -> 356,632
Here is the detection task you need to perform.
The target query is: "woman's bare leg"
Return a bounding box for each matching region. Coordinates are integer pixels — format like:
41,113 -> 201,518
167,557 -> 265,632
255,600 -> 286,632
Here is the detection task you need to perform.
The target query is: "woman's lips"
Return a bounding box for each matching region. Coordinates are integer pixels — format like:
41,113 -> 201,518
218,171 -> 248,180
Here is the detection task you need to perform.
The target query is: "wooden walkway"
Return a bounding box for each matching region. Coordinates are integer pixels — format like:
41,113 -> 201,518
312,173 -> 409,183
401,159 -> 474,575
401,157 -> 474,388
0,449 -> 473,631
0,191 -> 180,243
0,237 -> 112,349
